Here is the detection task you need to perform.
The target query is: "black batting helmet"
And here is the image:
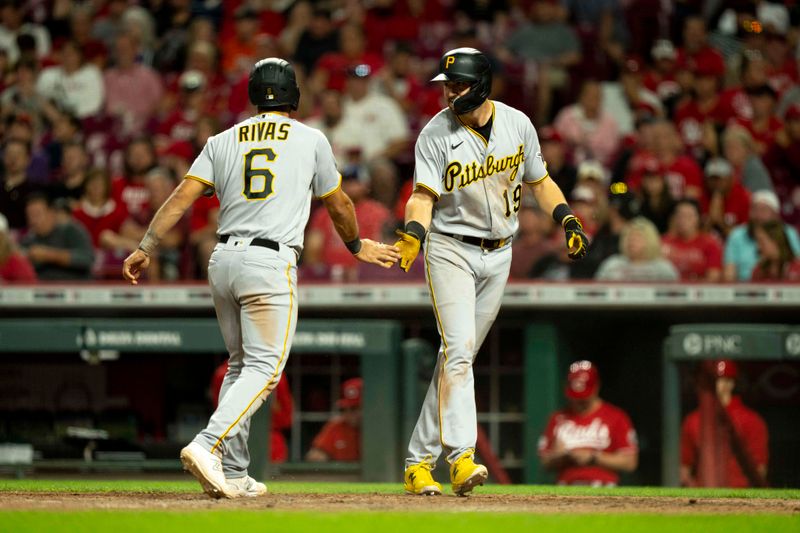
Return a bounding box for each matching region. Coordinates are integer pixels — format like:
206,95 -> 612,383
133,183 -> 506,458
431,48 -> 492,114
248,58 -> 300,111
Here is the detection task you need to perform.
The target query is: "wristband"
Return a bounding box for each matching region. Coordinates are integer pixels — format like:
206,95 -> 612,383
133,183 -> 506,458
345,237 -> 362,255
138,230 -> 159,255
552,203 -> 574,227
404,220 -> 427,245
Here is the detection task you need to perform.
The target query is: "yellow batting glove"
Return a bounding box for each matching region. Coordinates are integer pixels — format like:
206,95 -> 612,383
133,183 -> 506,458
394,230 -> 421,272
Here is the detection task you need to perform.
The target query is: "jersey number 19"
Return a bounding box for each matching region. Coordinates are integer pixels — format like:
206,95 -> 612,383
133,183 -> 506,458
502,184 -> 521,218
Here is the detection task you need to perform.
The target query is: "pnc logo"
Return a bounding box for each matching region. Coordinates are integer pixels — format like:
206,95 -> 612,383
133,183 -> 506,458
445,56 -> 455,69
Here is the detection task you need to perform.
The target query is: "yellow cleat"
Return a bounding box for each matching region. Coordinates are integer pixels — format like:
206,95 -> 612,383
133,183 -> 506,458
404,459 -> 443,496
450,449 -> 488,497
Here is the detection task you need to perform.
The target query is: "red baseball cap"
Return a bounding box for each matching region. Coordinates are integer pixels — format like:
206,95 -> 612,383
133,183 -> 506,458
565,360 -> 600,400
632,152 -> 662,175
337,377 -> 362,409
712,359 -> 738,379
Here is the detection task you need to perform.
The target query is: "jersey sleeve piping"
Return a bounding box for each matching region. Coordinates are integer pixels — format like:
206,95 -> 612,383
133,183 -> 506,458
415,182 -> 440,200
185,174 -> 214,188
525,172 -> 549,185
317,173 -> 342,199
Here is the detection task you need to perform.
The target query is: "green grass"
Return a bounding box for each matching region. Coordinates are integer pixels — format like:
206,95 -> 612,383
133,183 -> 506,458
1,479 -> 799,500
0,511 -> 797,533
1,480 -> 798,532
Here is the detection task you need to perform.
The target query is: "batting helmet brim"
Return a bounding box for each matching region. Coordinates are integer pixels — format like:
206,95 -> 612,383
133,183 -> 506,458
430,73 -> 450,82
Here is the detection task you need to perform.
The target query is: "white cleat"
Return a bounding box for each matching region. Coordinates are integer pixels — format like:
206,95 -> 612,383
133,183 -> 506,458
227,476 -> 268,497
180,442 -> 233,499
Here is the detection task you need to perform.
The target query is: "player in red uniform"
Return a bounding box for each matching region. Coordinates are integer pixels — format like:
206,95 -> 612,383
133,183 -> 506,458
538,361 -> 638,486
680,360 -> 769,488
306,378 -> 362,462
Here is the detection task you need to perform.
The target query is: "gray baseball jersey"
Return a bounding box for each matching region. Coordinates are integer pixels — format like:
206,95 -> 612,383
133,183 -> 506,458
186,112 -> 342,252
413,100 -> 548,239
407,100 -> 550,470
188,111 -> 340,479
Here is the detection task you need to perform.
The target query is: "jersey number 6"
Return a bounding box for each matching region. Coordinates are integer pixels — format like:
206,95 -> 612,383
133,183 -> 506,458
502,183 -> 521,218
242,147 -> 277,200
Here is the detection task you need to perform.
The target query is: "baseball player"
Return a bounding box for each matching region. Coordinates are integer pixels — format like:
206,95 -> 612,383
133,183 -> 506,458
122,58 -> 400,498
395,48 -> 588,496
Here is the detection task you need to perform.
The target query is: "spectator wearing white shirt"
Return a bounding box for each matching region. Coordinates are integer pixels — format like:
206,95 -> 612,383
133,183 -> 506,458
330,64 -> 410,165
36,40 -> 104,119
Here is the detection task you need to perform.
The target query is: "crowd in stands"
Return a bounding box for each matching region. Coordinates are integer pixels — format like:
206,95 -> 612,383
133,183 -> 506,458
1,0 -> 800,284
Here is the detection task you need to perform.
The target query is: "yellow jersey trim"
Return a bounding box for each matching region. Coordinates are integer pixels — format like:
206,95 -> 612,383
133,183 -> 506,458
455,101 -> 495,147
528,172 -> 549,185
211,263 -> 295,454
415,183 -> 440,200
317,173 -> 343,199
424,243 -> 450,452
185,174 -> 214,188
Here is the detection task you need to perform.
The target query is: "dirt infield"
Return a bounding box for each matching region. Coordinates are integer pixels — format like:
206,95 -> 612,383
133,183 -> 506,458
2,491 -> 798,514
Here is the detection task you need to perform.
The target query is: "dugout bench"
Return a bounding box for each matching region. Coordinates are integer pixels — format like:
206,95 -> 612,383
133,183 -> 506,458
0,318 -> 402,481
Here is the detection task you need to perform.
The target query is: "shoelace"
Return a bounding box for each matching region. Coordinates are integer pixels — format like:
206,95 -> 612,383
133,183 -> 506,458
458,448 -> 476,462
418,454 -> 436,471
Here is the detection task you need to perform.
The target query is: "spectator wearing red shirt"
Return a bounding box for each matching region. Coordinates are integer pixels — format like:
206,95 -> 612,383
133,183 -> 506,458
304,171 -> 393,282
73,167 -> 128,248
662,199 -> 723,281
311,24 -> 383,94
111,137 -> 158,217
643,39 -> 681,103
73,168 -> 129,278
648,120 -> 704,201
681,360 -> 769,488
210,361 -> 293,463
0,213 -> 36,283
701,158 -> 750,238
750,220 -> 800,281
762,26 -> 798,97
676,15 -> 726,91
108,168 -> 187,281
733,84 -> 782,156
538,361 -> 638,486
718,52 -> 771,124
155,70 -> 210,149
306,378 -> 362,462
673,55 -> 729,157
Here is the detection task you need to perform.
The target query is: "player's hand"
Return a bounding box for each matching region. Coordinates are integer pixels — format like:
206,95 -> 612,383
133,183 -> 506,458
122,248 -> 151,285
394,230 -> 421,272
568,449 -> 596,466
354,239 -> 401,269
563,216 -> 589,260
